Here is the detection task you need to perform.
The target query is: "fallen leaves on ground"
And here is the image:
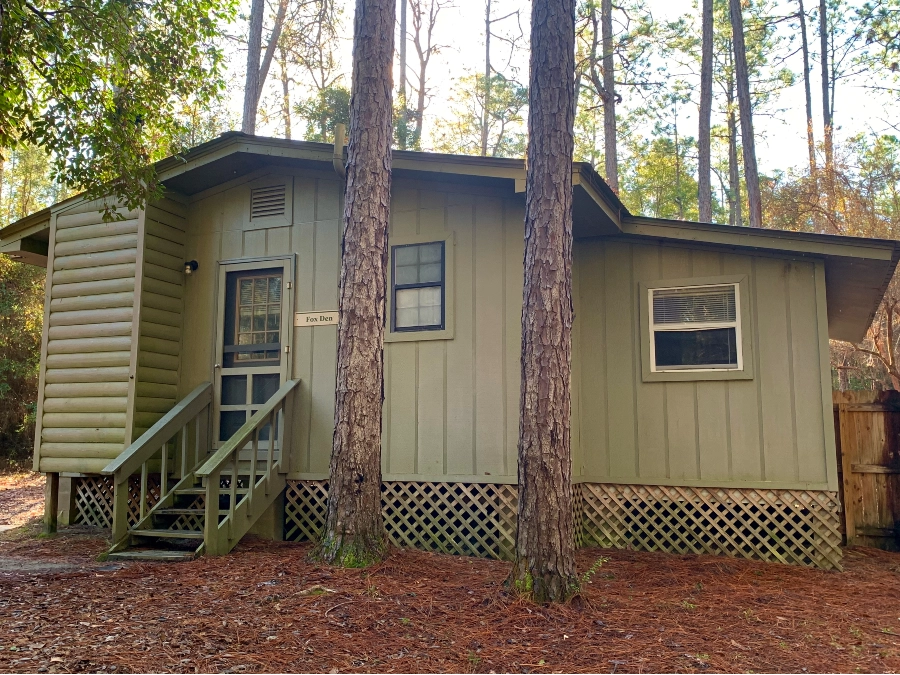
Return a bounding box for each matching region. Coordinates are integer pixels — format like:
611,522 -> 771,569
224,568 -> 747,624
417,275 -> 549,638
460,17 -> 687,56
0,471 -> 43,530
0,526 -> 898,674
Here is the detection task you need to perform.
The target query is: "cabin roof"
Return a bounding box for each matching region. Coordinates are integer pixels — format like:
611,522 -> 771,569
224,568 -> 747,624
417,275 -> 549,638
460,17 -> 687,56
2,131 -> 897,342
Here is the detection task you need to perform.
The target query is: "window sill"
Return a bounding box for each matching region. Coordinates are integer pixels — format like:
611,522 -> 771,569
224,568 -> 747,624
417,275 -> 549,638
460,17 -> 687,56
642,367 -> 753,382
386,327 -> 454,343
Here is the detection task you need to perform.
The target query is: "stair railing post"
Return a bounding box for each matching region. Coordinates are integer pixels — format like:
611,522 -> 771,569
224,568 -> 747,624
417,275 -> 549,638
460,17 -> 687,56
265,410 -> 275,492
280,390 -> 294,474
205,468 -> 222,555
111,473 -> 130,545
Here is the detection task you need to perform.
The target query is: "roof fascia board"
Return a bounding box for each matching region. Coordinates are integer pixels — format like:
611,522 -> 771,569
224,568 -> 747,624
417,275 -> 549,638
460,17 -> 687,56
573,170 -> 622,229
0,208 -> 50,243
622,216 -> 897,261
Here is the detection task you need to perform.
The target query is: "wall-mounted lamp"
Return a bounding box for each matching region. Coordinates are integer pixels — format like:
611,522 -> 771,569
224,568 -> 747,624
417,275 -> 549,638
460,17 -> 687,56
183,260 -> 199,275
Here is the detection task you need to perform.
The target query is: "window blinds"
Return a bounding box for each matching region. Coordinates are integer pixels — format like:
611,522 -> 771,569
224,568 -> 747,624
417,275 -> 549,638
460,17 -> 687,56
652,285 -> 736,324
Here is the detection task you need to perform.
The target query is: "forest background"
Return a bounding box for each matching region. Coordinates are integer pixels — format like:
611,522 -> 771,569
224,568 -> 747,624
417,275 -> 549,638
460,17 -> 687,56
1,0 -> 898,460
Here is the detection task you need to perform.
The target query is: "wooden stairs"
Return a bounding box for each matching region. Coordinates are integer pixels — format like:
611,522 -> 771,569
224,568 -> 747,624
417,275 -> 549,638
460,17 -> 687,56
101,380 -> 300,562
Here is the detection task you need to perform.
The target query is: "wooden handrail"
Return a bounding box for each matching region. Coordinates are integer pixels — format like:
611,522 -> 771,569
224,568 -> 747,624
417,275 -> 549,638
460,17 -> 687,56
195,379 -> 300,478
102,382 -> 213,480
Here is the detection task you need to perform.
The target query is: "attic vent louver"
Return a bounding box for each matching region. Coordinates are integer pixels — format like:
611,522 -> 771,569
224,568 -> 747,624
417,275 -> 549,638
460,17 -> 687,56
251,185 -> 287,220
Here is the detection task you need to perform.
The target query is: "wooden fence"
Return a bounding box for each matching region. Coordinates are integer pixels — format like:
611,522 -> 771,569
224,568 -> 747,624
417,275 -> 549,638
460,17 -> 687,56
834,390 -> 900,551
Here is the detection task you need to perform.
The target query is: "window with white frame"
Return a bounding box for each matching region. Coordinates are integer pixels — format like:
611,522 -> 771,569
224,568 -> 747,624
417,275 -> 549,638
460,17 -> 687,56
649,283 -> 742,372
392,241 -> 445,331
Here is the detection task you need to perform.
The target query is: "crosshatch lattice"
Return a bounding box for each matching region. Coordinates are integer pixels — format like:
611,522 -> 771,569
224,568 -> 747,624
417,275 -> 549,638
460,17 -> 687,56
285,480 -> 518,560
579,483 -> 843,570
286,480 -> 842,569
73,475 -> 162,529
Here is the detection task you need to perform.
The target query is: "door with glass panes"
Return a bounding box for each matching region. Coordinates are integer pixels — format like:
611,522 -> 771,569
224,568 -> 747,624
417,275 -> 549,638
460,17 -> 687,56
213,258 -> 293,450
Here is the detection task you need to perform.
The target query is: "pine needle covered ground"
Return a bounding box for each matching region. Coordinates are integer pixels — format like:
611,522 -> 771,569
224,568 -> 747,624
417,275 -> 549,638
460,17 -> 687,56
0,472 -> 899,673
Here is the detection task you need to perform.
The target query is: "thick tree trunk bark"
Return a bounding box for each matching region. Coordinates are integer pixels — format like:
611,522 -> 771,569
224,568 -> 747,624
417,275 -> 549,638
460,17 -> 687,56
729,0 -> 762,228
315,0 -> 395,568
698,0 -> 714,222
798,0 -> 816,175
242,0 -> 266,134
601,0 -> 618,192
508,0 -> 579,604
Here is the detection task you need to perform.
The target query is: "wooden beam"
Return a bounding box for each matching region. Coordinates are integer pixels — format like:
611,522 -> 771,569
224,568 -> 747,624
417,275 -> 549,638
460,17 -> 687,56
43,472 -> 59,534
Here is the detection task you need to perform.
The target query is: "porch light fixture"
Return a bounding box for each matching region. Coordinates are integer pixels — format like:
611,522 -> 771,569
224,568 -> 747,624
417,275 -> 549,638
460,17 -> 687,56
183,260 -> 199,275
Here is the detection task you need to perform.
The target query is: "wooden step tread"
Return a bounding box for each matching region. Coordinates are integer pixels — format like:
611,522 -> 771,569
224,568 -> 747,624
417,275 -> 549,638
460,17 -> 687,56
131,529 -> 204,539
176,487 -> 249,496
155,508 -> 205,516
108,550 -> 196,562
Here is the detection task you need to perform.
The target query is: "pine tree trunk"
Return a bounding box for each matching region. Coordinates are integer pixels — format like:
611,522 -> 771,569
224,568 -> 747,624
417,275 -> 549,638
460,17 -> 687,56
819,0 -> 834,214
481,0 -> 492,157
729,0 -> 762,228
399,0 -> 408,149
727,106 -> 742,228
315,0 -> 394,568
280,49 -> 292,140
798,0 -> 816,175
242,0 -> 266,134
698,0 -> 714,222
508,0 -> 579,604
257,0 -> 289,102
819,0 -> 832,169
601,0 -> 618,192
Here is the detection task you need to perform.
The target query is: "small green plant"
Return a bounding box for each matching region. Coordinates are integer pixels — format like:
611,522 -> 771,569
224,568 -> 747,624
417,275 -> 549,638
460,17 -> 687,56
400,617 -> 411,625
681,600 -> 697,610
581,556 -> 610,584
849,626 -> 862,638
467,651 -> 482,667
513,571 -> 534,594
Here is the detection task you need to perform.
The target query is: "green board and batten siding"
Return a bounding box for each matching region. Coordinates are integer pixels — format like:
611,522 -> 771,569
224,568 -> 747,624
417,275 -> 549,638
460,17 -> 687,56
34,197 -> 187,473
35,167 -> 838,495
572,239 -> 838,491
175,170 -> 526,483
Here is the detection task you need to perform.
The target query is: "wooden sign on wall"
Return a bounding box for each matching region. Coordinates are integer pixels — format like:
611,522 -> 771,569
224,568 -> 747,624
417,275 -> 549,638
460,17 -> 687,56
295,311 -> 339,327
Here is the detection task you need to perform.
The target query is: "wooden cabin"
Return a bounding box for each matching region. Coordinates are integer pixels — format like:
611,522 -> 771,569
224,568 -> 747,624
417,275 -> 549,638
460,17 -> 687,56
3,132 -> 897,568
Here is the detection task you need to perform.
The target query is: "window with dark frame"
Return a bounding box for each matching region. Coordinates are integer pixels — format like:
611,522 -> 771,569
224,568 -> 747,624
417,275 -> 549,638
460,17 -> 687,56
392,242 -> 445,332
222,270 -> 283,368
649,283 -> 741,371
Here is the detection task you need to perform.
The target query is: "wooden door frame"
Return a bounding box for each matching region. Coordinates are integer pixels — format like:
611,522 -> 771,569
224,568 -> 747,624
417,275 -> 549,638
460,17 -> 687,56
212,255 -> 295,447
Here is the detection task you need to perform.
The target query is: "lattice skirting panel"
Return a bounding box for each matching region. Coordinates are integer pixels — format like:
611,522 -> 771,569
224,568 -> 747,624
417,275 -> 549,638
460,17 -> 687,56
286,480 -> 842,569
72,475 -> 162,529
285,481 -> 518,560
580,484 -> 843,570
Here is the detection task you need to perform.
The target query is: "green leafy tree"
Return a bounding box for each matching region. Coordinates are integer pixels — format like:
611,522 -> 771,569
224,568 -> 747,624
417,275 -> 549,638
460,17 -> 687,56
295,86 -> 351,142
0,255 -> 44,461
0,0 -> 235,215
621,135 -> 701,221
0,145 -> 59,224
432,73 -> 528,157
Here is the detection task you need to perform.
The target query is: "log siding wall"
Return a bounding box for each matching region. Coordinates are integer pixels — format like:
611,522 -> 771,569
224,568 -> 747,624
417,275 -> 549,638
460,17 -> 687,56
36,202 -> 142,473
130,199 -> 187,441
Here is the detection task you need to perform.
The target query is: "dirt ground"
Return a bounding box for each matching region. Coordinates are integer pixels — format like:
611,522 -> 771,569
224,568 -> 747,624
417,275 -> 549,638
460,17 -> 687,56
1,472 -> 899,674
